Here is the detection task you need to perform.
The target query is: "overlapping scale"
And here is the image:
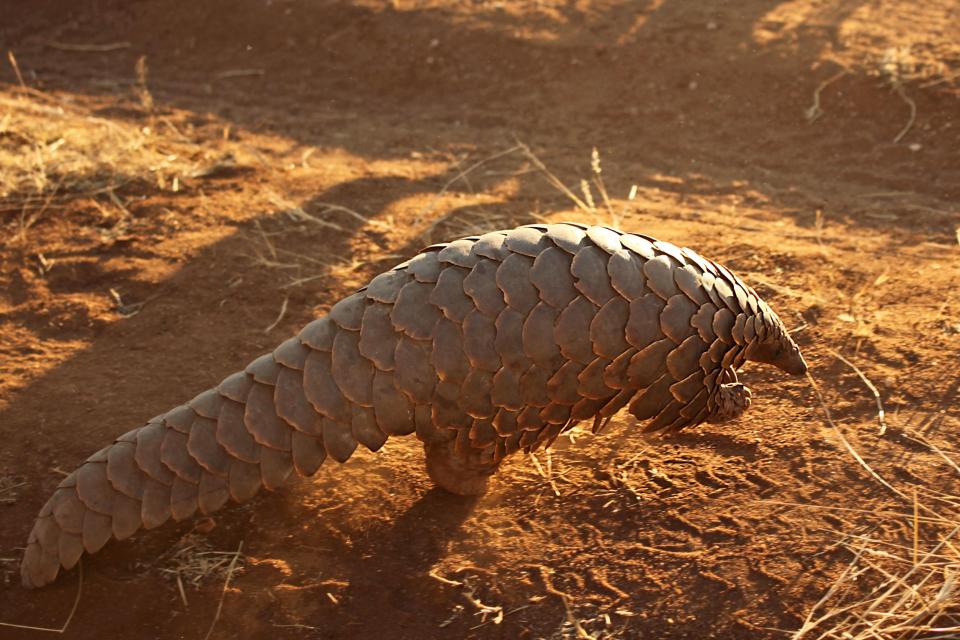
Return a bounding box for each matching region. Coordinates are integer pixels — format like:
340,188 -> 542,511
23,222 -> 797,590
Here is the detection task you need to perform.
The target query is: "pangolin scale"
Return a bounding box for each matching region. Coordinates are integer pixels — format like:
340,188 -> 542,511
21,222 -> 807,588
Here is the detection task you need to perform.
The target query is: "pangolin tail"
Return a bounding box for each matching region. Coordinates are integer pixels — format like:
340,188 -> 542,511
20,327 -> 379,588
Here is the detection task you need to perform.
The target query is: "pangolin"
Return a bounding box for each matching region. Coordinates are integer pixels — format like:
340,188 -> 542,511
20,222 -> 807,588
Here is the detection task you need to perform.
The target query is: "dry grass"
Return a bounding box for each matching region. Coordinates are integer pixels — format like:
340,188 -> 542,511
248,147 -> 533,292
0,562 -> 83,634
157,533 -> 246,607
415,143 -> 525,236
0,82 -> 201,244
791,515 -> 958,639
0,475 -> 26,504
516,141 -> 637,229
4,71 -> 952,635
0,476 -> 26,584
202,541 -> 244,640
795,372 -> 959,640
244,142 -> 635,300
873,45 -> 950,89
0,97 -> 151,230
245,191 -> 401,292
248,144 -> 956,640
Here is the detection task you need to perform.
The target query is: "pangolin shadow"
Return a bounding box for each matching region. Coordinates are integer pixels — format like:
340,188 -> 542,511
327,487 -> 479,623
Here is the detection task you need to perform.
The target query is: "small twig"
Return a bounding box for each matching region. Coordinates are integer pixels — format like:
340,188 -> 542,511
529,565 -> 597,639
45,41 -> 132,52
892,84 -> 917,144
790,322 -> 809,334
590,147 -> 616,219
268,194 -> 345,232
315,202 -> 369,224
814,208 -> 826,253
6,50 -> 26,89
107,188 -> 132,218
428,569 -> 463,587
805,371 -> 906,501
0,481 -> 27,494
0,560 -> 83,633
216,69 -> 265,80
418,144 -> 524,231
805,70 -> 848,123
913,488 -> 920,567
109,288 -> 144,317
469,605 -> 531,631
281,274 -> 329,289
273,623 -> 319,630
919,70 -> 960,89
630,543 -> 703,558
202,541 -> 244,640
134,55 -> 153,112
529,452 -> 560,497
263,296 -> 289,333
460,582 -> 503,625
792,541 -> 871,639
900,430 -> 960,477
514,138 -> 592,213
828,349 -> 888,436
176,573 -> 189,609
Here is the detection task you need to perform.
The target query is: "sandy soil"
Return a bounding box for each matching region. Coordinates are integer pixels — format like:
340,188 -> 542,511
0,1 -> 958,638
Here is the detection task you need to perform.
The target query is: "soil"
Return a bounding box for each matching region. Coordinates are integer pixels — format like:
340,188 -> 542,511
0,1 -> 958,639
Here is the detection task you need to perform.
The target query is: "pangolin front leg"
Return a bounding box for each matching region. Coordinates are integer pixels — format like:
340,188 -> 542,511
21,222 -> 807,588
424,441 -> 501,496
707,368 -> 753,424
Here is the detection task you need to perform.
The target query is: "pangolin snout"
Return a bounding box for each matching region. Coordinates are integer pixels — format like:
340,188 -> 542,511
778,348 -> 808,376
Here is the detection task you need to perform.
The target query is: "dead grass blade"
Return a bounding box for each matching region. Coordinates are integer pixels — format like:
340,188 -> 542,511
827,349 -> 888,436
900,430 -> 960,477
417,143 -> 524,234
805,70 -> 849,123
529,451 -> 561,497
134,55 -> 154,112
158,534 -> 247,590
1,88 -> 195,243
217,69 -> 266,80
514,139 -> 592,213
796,370 -> 960,640
793,541 -> 873,638
6,50 -> 27,89
268,194 -> 345,232
263,296 -> 289,333
590,147 -> 616,220
0,561 -> 83,634
892,85 -> 917,144
45,41 -> 131,53
311,201 -> 369,224
805,371 -> 905,501
202,541 -> 244,640
792,527 -> 959,639
877,46 -> 920,144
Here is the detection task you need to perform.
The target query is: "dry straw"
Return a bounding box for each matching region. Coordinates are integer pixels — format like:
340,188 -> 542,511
796,369 -> 959,639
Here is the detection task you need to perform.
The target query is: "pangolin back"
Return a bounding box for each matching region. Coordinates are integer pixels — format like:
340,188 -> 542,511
21,222 -> 806,588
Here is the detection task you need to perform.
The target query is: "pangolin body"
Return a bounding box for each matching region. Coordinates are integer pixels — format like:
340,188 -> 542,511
21,222 -> 806,588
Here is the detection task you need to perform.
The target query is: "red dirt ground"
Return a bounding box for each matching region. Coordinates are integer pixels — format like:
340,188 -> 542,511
1,1 -> 958,638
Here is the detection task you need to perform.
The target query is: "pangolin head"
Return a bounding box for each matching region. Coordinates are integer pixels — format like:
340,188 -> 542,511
744,301 -> 807,376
